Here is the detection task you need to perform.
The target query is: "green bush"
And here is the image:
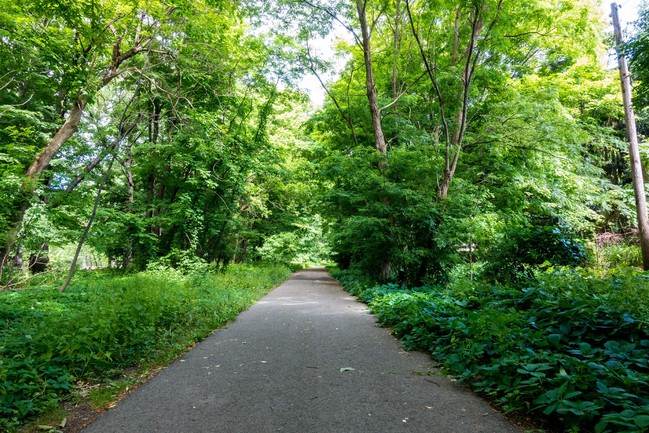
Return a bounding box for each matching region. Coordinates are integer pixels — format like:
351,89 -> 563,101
334,268 -> 649,433
319,147 -> 459,285
0,264 -> 290,430
256,216 -> 331,268
534,267 -> 649,318
484,224 -> 587,283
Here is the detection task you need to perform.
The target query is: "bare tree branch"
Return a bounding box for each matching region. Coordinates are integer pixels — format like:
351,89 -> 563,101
304,42 -> 359,146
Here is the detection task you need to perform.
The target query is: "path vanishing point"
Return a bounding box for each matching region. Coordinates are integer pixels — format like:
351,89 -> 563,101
81,268 -> 522,433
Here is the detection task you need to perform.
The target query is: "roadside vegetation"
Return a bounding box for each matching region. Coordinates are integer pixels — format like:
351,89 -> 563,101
0,264 -> 290,431
334,255 -> 649,433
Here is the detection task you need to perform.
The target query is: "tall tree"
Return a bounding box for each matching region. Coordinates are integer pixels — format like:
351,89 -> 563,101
1,0 -> 304,281
356,0 -> 387,154
1,0 -> 182,275
404,0 -> 601,200
305,0 -> 610,282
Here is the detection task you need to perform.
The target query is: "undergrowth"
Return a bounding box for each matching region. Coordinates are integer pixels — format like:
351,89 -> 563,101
333,267 -> 649,433
0,264 -> 290,431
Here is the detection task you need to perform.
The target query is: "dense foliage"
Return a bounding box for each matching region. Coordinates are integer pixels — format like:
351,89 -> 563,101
3,0 -> 649,431
0,264 -> 290,430
628,7 -> 649,110
0,0 -> 638,283
293,0 -> 633,285
0,0 -> 316,284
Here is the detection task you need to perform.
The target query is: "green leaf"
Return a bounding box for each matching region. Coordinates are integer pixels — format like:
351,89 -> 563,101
339,367 -> 355,372
595,419 -> 608,433
547,333 -> 562,347
635,415 -> 649,428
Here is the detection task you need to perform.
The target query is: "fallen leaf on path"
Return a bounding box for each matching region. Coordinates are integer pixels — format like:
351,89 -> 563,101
339,367 -> 355,372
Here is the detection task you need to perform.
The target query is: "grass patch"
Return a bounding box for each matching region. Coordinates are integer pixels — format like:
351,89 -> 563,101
87,380 -> 133,410
0,264 -> 291,431
333,267 -> 649,433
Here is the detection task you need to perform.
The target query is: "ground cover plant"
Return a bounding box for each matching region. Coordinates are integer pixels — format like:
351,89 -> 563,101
0,264 -> 290,430
333,268 -> 649,433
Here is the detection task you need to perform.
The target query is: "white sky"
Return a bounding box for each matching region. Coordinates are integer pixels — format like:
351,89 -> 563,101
297,26 -> 347,108
603,0 -> 641,28
300,1 -> 644,107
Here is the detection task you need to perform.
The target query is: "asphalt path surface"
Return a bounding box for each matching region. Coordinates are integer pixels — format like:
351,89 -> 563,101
82,268 -> 522,433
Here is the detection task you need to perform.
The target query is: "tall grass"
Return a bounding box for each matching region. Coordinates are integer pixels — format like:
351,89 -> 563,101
0,264 -> 290,430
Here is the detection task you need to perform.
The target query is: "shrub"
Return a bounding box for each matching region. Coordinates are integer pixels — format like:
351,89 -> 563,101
484,224 -> 587,283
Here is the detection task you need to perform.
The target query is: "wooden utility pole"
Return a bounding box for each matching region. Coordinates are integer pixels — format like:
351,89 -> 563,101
611,3 -> 649,270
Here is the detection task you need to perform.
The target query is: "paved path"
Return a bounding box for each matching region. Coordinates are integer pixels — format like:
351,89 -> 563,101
82,269 -> 521,433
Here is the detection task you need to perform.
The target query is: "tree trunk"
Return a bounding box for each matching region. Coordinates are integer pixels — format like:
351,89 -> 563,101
379,260 -> 392,281
12,243 -> 23,268
438,170 -> 454,200
391,0 -> 401,101
389,0 -> 402,147
125,144 -> 135,203
612,3 -> 649,270
25,100 -> 86,180
356,0 -> 387,154
451,7 -> 461,67
60,154 -> 116,292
